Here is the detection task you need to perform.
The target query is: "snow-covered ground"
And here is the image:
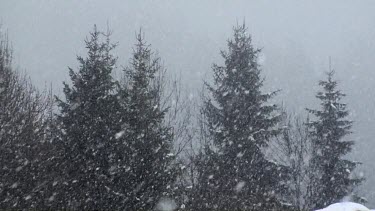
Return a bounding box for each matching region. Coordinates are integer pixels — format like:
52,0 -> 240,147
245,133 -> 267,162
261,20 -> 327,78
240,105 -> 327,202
315,202 -> 373,211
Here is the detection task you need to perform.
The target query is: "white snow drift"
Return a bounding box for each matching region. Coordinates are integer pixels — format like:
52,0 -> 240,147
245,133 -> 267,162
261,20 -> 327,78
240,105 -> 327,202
315,202 -> 373,211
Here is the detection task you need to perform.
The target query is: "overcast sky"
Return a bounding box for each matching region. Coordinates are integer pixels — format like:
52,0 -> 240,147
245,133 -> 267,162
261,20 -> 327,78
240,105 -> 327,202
1,0 -> 375,204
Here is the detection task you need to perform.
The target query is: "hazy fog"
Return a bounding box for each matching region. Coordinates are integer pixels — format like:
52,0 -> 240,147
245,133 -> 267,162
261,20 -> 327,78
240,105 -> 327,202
1,0 -> 375,205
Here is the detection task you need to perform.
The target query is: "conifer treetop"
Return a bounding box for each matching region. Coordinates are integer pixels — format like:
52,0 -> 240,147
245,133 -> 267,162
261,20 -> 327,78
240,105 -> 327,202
205,23 -> 280,149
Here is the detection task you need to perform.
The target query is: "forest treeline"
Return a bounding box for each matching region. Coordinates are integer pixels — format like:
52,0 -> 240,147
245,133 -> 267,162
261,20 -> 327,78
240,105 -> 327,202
0,23 -> 365,210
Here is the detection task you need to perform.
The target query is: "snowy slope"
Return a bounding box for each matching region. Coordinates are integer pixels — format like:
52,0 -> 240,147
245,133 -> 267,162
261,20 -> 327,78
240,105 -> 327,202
315,202 -> 372,211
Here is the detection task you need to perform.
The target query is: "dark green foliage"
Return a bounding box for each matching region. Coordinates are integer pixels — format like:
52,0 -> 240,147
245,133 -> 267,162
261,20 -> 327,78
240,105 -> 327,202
54,26 -> 121,209
111,32 -> 177,210
188,23 -> 288,210
306,70 -> 362,210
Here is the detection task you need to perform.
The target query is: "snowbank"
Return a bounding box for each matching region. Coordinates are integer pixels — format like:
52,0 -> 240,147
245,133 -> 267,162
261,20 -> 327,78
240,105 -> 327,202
315,202 -> 372,211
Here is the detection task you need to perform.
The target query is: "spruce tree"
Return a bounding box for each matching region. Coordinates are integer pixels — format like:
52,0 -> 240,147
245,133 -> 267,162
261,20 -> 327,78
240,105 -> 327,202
111,32 -> 177,210
306,70 -> 362,209
193,23 -> 287,210
54,26 -> 120,209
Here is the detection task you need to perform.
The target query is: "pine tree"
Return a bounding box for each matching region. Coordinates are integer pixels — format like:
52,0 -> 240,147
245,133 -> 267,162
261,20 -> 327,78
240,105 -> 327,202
110,31 -> 177,210
54,26 -> 120,209
192,23 -> 287,210
306,70 -> 362,210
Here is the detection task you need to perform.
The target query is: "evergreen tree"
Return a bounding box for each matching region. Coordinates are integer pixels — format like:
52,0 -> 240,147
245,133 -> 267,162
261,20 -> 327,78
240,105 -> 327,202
111,31 -> 177,210
54,26 -> 120,209
306,70 -> 362,210
191,23 -> 287,210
